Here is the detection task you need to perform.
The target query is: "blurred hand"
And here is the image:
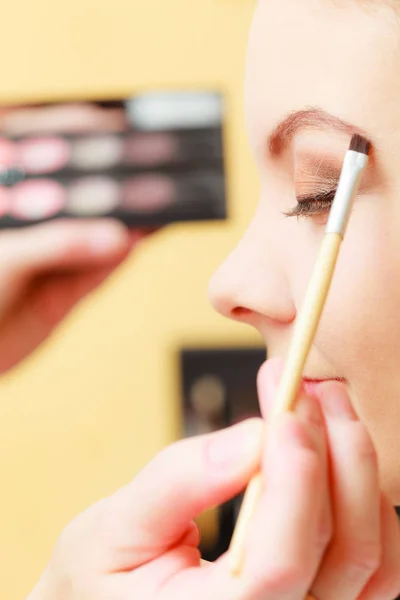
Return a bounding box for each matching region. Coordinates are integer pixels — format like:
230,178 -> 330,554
0,219 -> 147,373
27,359 -> 400,600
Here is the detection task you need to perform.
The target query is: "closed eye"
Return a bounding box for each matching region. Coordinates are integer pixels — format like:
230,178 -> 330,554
284,188 -> 337,218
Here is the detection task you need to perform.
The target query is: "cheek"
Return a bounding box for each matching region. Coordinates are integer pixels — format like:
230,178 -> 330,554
322,212 -> 400,498
262,188 -> 400,396
321,210 -> 400,381
286,206 -> 400,386
281,202 -> 400,499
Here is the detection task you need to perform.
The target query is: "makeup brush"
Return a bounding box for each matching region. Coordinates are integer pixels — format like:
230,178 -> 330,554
228,133 -> 372,577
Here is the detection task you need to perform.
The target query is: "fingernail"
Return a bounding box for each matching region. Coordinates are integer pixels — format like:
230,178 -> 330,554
88,225 -> 127,254
296,394 -> 324,428
320,383 -> 358,421
257,358 -> 284,418
206,419 -> 263,468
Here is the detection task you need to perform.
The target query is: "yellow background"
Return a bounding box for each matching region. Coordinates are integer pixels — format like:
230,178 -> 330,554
0,1 -> 262,598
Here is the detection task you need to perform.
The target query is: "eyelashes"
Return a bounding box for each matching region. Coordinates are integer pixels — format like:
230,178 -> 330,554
284,188 -> 337,218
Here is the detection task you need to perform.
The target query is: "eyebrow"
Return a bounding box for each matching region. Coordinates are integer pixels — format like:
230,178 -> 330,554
268,107 -> 369,155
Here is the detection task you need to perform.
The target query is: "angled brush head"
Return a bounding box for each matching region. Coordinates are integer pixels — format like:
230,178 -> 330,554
349,133 -> 371,156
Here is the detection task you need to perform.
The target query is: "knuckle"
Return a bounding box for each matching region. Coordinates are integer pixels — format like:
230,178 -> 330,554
149,438 -> 184,470
99,494 -> 141,548
158,437 -> 189,466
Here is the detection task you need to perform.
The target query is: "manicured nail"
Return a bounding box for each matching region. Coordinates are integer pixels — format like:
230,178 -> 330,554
206,419 -> 263,468
320,383 -> 358,421
257,358 -> 284,418
88,225 -> 127,254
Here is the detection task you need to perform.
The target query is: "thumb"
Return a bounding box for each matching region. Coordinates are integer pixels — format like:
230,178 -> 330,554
109,418 -> 263,568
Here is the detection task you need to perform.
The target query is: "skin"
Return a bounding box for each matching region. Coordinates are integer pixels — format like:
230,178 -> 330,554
12,1 -> 400,598
27,362 -> 400,600
209,0 -> 400,503
0,219 -> 145,374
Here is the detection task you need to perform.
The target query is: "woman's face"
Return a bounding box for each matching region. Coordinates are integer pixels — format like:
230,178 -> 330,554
209,0 -> 400,503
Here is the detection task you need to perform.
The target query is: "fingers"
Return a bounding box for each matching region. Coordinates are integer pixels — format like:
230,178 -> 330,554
0,267 -> 117,374
311,383 -> 381,600
0,219 -> 132,273
0,219 -> 142,317
179,522 -> 201,548
0,221 -> 149,372
258,358 -> 333,553
295,394 -> 333,553
164,403 -> 328,600
241,401 -> 326,599
359,494 -> 400,600
106,418 -> 264,569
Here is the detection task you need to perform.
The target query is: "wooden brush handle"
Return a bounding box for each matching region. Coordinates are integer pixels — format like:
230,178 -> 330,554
228,233 -> 342,577
228,473 -> 263,576
272,232 -> 342,416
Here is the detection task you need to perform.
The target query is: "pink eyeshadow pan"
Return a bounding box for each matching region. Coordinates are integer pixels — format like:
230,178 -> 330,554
10,179 -> 65,219
124,133 -> 178,166
122,174 -> 176,212
17,137 -> 70,174
0,138 -> 16,166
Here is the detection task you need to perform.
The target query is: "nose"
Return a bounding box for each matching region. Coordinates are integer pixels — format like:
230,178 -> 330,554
208,218 -> 295,328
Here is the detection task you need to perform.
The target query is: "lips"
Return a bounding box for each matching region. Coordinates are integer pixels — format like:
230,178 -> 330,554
302,377 -> 347,396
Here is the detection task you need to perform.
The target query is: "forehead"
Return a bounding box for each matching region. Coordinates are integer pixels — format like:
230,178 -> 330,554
245,0 -> 400,149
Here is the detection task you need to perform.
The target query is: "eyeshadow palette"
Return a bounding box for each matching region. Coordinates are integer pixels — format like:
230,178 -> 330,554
0,91 -> 227,228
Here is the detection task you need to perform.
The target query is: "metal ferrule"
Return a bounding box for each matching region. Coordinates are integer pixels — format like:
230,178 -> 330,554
325,150 -> 369,236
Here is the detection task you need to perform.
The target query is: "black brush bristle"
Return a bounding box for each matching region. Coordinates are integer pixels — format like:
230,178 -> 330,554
349,134 -> 371,156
